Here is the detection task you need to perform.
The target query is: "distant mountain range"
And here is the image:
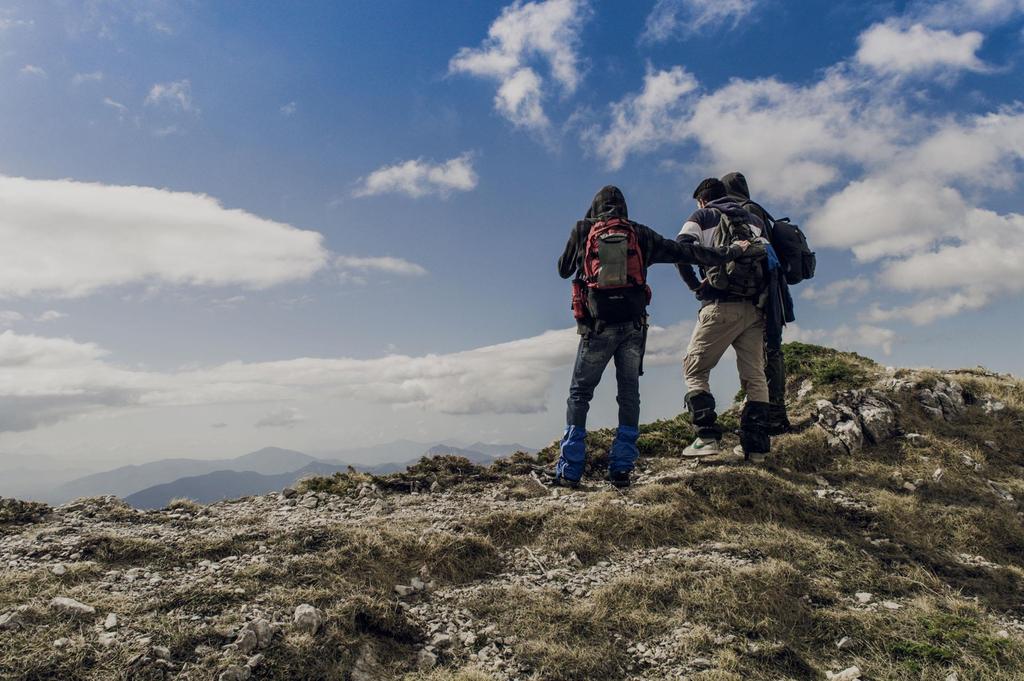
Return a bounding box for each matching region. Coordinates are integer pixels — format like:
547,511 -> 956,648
27,441 -> 536,509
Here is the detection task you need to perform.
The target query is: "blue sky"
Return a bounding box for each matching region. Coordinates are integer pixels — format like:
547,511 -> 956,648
1,0 -> 1023,468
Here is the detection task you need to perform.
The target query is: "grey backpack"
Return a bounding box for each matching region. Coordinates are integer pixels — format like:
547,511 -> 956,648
705,210 -> 767,298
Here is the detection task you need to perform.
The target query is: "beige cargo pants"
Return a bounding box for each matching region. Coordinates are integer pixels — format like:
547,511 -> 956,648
683,301 -> 770,402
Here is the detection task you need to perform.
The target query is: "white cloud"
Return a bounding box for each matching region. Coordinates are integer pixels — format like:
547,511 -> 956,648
585,65 -> 698,171
280,101 -> 297,116
914,0 -> 1024,28
588,66 -> 906,200
807,111 -> 1024,322
449,0 -> 589,130
0,175 -> 329,298
255,407 -> 305,429
353,153 -> 478,199
0,311 -> 24,326
334,256 -> 428,280
145,79 -> 195,113
72,71 -> 104,85
0,322 -> 694,431
801,278 -> 872,306
19,64 -> 46,78
642,0 -> 759,43
34,311 -> 67,322
103,97 -> 128,118
855,21 -> 988,76
787,323 -> 897,356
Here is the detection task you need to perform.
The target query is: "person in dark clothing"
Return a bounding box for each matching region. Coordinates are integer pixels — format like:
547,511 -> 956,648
675,178 -> 774,461
720,172 -> 796,435
555,185 -> 747,488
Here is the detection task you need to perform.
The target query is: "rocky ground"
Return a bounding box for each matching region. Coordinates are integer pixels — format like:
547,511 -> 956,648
1,343 -> 1023,680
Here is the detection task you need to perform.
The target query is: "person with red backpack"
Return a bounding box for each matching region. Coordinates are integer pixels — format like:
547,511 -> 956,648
555,185 -> 748,488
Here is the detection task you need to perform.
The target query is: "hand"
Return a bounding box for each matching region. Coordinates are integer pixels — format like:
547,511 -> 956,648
734,240 -> 750,252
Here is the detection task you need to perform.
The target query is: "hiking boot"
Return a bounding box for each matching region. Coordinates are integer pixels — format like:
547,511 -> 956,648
734,445 -> 768,463
682,437 -> 720,458
765,404 -> 791,435
607,470 -> 631,488
552,473 -> 581,489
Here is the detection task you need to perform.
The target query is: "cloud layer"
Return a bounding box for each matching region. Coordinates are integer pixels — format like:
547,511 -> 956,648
0,176 -> 329,298
0,323 -> 694,432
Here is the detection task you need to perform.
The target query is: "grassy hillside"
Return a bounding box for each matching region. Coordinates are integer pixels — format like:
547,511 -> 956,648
1,344 -> 1022,680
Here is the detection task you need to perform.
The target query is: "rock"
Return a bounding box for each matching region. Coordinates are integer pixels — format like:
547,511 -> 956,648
836,636 -> 853,650
246,653 -> 264,669
882,600 -> 902,610
234,627 -> 259,654
430,481 -> 440,494
417,648 -> 438,670
53,637 -> 72,649
855,592 -> 873,604
299,496 -> 318,509
394,584 -> 415,597
244,618 -> 274,648
410,576 -> 426,591
152,645 -> 171,659
104,613 -> 119,630
933,468 -> 944,482
997,630 -> 1010,639
97,632 -> 117,648
858,395 -> 897,444
797,379 -> 814,399
50,596 -> 96,618
430,632 -> 452,648
219,665 -> 251,681
0,611 -> 25,630
826,667 -> 862,681
51,564 -> 67,576
946,672 -> 959,681
292,604 -> 324,635
351,642 -> 386,681
691,657 -> 713,669
281,487 -> 298,499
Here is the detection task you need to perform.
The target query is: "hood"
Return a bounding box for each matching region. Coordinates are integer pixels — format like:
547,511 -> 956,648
705,196 -> 753,221
720,172 -> 750,201
586,185 -> 628,220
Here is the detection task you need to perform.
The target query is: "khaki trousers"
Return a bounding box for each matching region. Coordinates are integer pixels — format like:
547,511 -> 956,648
683,301 -> 769,403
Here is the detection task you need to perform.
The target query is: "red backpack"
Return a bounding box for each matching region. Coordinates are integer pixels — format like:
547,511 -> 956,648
572,218 -> 650,323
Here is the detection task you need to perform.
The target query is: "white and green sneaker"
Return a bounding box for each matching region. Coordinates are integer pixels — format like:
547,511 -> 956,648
734,445 -> 768,463
682,437 -> 720,458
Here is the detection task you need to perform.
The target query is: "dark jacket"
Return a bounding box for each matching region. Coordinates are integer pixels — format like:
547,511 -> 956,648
558,186 -> 741,280
718,172 -> 796,334
674,195 -> 766,296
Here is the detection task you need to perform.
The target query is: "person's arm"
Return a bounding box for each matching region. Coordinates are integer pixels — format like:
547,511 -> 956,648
557,221 -> 586,279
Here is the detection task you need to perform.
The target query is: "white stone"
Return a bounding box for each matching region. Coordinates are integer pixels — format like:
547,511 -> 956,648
826,667 -> 862,681
836,636 -> 852,649
292,604 -> 324,635
219,665 -> 251,681
855,592 -> 873,604
104,613 -> 118,630
51,564 -> 67,576
50,596 -> 96,618
53,637 -> 72,649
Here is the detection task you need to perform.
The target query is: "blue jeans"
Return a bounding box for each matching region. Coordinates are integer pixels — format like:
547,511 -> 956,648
566,322 -> 644,429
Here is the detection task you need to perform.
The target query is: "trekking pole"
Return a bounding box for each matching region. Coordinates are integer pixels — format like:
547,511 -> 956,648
638,315 -> 649,376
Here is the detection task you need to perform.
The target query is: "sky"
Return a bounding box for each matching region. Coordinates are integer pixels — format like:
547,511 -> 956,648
1,0 -> 1023,469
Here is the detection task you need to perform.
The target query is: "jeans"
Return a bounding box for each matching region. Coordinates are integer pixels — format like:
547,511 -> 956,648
566,321 -> 644,429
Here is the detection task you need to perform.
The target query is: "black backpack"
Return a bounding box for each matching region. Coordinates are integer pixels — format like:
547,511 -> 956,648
743,201 -> 815,285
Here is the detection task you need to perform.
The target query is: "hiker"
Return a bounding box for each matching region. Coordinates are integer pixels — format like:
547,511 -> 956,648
555,185 -> 748,489
676,178 -> 776,462
721,172 -> 798,435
